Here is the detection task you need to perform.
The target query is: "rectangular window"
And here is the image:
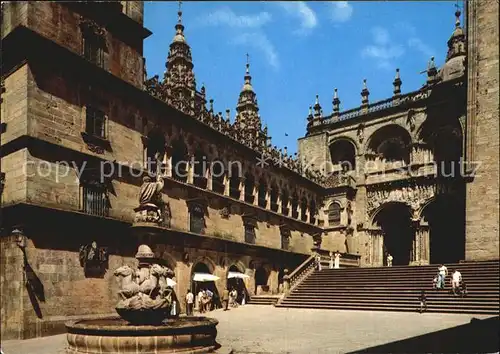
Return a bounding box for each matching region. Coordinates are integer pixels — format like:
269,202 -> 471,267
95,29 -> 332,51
281,229 -> 290,250
83,36 -> 104,67
86,106 -> 106,139
244,224 -> 256,244
189,204 -> 205,234
82,181 -> 109,217
328,204 -> 341,226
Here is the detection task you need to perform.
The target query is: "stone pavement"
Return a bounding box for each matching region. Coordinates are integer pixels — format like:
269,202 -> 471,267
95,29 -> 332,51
1,306 -> 496,354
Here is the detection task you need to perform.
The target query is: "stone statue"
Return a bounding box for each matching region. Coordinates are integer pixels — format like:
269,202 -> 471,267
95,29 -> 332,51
135,175 -> 165,224
114,245 -> 175,325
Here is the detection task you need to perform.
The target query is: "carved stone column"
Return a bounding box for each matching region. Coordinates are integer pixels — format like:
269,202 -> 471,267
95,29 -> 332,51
368,229 -> 384,267
165,145 -> 173,178
277,192 -> 282,214
187,154 -> 194,184
207,168 -> 213,191
223,174 -> 230,196
253,182 -> 259,206
265,187 -> 271,209
418,224 -> 430,265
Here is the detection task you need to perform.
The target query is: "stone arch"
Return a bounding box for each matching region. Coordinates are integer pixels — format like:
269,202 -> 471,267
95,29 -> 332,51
329,138 -> 357,172
190,255 -> 217,274
329,135 -> 360,154
159,250 -> 177,271
327,200 -> 342,227
365,124 -> 412,163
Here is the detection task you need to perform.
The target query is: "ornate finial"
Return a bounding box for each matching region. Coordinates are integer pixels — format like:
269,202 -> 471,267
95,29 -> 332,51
313,95 -> 322,119
361,79 -> 369,107
177,1 -> 183,23
393,68 -> 402,96
454,1 -> 461,27
332,88 -> 341,115
428,56 -> 435,69
308,105 -> 313,117
209,98 -> 214,112
225,109 -> 230,122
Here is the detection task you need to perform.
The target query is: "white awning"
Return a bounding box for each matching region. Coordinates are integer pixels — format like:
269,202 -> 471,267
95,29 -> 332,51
167,278 -> 177,287
193,273 -> 220,282
227,271 -> 250,279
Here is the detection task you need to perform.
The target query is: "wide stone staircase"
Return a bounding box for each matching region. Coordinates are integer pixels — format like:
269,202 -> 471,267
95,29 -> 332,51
276,260 -> 500,315
248,295 -> 280,306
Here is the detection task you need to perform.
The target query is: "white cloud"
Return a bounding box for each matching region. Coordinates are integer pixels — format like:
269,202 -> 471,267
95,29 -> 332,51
203,8 -> 272,28
361,27 -> 404,70
408,37 -> 434,58
276,1 -> 318,33
330,1 -> 353,23
232,32 -> 279,69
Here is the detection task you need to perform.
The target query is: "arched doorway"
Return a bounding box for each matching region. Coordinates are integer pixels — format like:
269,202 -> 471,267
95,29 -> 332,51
191,262 -> 219,310
423,193 -> 465,264
373,203 -> 414,266
227,264 -> 249,304
254,266 -> 269,295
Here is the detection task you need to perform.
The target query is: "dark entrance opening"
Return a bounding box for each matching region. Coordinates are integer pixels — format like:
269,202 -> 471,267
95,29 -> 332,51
424,193 -> 465,264
191,262 -> 220,309
374,203 -> 413,266
226,265 -> 249,304
254,266 -> 269,294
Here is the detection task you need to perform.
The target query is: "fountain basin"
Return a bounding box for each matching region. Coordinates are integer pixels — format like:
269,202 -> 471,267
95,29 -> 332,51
66,316 -> 219,354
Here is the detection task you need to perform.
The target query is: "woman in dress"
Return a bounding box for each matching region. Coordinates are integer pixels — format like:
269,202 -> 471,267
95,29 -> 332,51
334,251 -> 341,269
329,251 -> 334,269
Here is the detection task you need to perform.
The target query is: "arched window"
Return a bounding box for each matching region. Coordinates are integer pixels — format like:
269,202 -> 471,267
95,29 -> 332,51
270,184 -> 279,212
229,164 -> 241,199
258,179 -> 267,208
329,139 -> 356,172
211,160 -> 225,194
171,138 -> 188,182
281,189 -> 289,216
193,148 -> 207,188
244,172 -> 255,204
328,203 -> 341,226
291,192 -> 299,219
309,199 -> 317,225
366,125 -> 411,164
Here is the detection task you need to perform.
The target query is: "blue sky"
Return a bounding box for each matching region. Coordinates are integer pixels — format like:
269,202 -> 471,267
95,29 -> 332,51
144,1 -> 461,154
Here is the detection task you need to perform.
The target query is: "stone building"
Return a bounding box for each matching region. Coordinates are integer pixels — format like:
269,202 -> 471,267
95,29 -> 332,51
298,0 -> 499,268
0,0 -> 498,340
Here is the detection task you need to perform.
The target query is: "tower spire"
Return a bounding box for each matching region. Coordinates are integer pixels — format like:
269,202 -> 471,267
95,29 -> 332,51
234,54 -> 264,149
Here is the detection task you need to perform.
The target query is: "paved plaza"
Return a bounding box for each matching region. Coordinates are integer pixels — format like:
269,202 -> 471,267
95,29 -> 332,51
1,306 -> 497,354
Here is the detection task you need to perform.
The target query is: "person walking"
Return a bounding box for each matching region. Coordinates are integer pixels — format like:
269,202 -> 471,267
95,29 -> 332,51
329,251 -> 334,269
437,264 -> 448,290
197,289 -> 205,313
185,289 -> 194,316
315,253 -> 322,271
386,253 -> 393,267
334,251 -> 341,269
418,290 -> 427,313
451,269 -> 462,296
222,288 -> 230,311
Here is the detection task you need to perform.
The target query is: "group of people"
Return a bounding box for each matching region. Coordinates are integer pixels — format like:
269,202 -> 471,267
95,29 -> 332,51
185,287 -> 246,315
316,251 -> 341,271
418,264 -> 468,313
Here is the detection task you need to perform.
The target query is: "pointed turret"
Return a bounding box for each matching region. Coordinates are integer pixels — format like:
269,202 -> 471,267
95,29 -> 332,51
163,1 -> 198,114
393,68 -> 402,97
361,79 -> 369,110
440,5 -> 466,81
234,55 -> 265,149
332,88 -> 340,121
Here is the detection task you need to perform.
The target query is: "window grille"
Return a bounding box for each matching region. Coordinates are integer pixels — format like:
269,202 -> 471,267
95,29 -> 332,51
328,203 -> 341,226
86,106 -> 106,139
82,180 -> 109,217
189,204 -> 205,234
244,224 -> 256,244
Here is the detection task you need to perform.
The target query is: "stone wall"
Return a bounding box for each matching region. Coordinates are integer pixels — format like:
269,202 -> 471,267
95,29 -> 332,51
1,64 -> 29,145
465,0 -> 500,260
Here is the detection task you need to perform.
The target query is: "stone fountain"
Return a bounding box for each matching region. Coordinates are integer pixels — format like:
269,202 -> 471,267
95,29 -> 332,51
66,174 -> 219,353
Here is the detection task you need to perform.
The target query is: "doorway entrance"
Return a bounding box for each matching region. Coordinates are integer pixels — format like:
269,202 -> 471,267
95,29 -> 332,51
374,203 -> 414,266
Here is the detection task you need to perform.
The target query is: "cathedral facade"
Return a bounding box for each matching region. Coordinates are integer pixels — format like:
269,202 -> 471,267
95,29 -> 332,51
0,0 -> 498,340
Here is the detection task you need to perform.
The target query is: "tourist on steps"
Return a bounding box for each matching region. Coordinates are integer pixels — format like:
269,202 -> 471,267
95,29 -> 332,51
329,251 -> 334,269
437,264 -> 448,290
185,289 -> 194,316
315,253 -> 322,271
418,290 -> 427,313
334,251 -> 341,269
386,253 -> 393,267
451,269 -> 462,296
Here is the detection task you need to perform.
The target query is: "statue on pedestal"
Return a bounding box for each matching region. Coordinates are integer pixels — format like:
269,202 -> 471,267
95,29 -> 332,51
134,175 -> 165,224
114,245 -> 176,325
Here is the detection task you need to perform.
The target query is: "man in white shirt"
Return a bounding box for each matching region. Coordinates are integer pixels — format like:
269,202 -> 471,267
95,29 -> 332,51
451,269 -> 462,295
185,289 -> 194,316
437,264 -> 448,289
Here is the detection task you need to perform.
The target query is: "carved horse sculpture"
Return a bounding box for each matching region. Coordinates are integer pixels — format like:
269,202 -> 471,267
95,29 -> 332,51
114,265 -> 140,300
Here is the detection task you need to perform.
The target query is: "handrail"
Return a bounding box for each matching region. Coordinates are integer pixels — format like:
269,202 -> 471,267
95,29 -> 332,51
287,255 -> 317,292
